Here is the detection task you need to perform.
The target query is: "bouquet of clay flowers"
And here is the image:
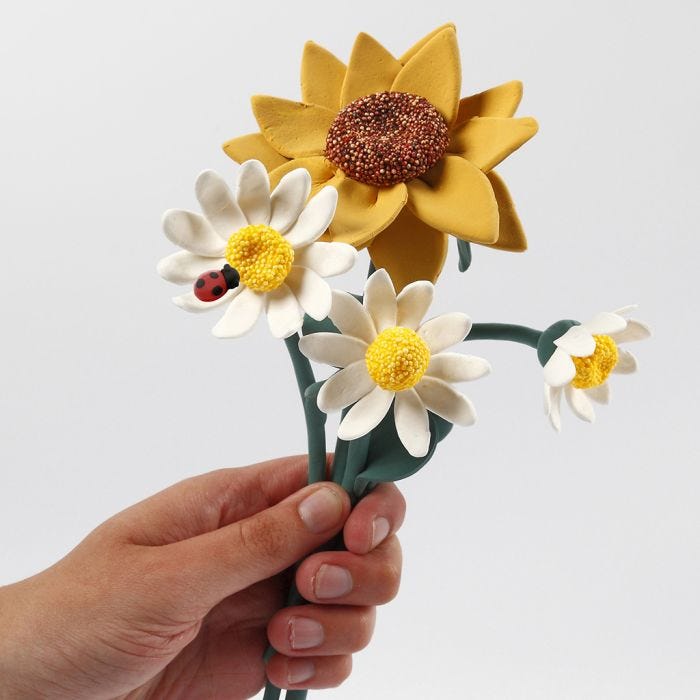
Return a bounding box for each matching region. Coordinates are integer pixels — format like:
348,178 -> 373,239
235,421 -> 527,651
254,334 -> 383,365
157,24 -> 650,699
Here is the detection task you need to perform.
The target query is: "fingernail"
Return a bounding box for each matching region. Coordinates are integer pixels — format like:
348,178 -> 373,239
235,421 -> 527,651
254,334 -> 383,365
288,659 -> 315,685
371,517 -> 391,549
289,616 -> 324,650
298,487 -> 344,534
314,564 -> 353,599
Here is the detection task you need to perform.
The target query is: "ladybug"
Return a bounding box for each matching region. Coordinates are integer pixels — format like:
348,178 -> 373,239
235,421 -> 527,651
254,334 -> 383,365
193,264 -> 240,302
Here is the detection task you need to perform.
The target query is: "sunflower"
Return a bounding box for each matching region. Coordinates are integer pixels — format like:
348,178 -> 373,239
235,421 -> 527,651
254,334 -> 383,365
223,23 -> 538,291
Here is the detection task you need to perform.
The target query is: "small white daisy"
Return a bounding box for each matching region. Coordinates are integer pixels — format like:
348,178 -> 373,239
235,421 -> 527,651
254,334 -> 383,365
299,269 -> 490,458
157,160 -> 357,339
543,306 -> 651,430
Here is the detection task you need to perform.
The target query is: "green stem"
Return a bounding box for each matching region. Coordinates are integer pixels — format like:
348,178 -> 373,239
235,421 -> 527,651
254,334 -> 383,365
466,322 -> 542,349
341,434 -> 371,505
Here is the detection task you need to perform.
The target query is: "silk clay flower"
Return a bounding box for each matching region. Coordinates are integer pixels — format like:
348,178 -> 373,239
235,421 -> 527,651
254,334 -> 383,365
158,160 -> 357,338
223,24 -> 538,291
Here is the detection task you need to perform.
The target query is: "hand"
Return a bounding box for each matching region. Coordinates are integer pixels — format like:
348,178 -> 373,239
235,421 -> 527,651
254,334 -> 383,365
0,455 -> 405,699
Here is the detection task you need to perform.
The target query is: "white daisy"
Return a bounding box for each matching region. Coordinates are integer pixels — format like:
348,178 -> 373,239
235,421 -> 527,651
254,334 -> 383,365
543,306 -> 651,431
157,160 -> 357,339
298,269 -> 490,458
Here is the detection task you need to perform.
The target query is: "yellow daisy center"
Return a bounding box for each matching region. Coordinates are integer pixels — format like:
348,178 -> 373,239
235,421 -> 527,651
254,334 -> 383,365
571,334 -> 619,389
365,326 -> 431,392
225,224 -> 294,293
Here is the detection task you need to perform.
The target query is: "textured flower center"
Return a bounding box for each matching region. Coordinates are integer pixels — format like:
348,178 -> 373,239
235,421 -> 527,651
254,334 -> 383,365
225,224 -> 294,293
571,335 -> 619,389
325,91 -> 450,187
365,327 -> 431,392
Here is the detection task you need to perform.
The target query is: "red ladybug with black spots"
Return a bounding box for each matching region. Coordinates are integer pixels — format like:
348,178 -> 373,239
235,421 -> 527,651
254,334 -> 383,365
193,264 -> 240,302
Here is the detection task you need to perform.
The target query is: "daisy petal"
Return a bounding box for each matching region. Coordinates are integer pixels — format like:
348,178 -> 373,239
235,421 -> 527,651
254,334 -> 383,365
318,360 -> 376,411
364,268 -> 397,332
414,376 -> 476,426
586,383 -> 611,405
286,266 -> 332,321
426,353 -> 491,382
394,388 -> 430,458
173,288 -> 238,313
211,287 -> 264,337
481,171 -> 527,252
265,284 -> 303,339
329,290 -> 377,344
285,186 -> 338,249
223,133 -> 289,170
235,160 -> 271,225
301,41 -> 346,111
269,168 -> 312,233
611,305 -> 638,318
293,241 -> 357,277
162,209 -> 226,257
396,280 -> 434,330
455,80 -> 523,123
195,170 -> 247,236
157,251 -> 226,284
341,32 -> 402,106
547,385 -> 563,432
613,349 -> 638,374
418,313 -> 471,354
565,385 -> 596,423
554,325 -> 596,357
610,319 -> 651,344
543,348 -> 577,387
338,386 -> 395,440
299,333 -> 367,368
583,311 -> 627,335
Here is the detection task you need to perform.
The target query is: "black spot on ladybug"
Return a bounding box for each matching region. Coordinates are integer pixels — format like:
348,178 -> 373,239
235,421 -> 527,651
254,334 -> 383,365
212,286 -> 224,296
196,279 -> 205,289
209,272 -> 219,279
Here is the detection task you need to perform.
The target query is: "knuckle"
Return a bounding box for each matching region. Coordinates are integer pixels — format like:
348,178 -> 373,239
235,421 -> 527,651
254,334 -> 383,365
238,514 -> 287,562
377,558 -> 402,603
353,607 -> 376,650
328,655 -> 353,687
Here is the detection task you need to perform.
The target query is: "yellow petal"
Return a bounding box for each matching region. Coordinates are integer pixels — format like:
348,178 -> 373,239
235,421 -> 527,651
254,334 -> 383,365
369,208 -> 448,292
399,23 -> 456,64
328,174 -> 408,249
448,116 -> 538,172
391,27 -> 461,125
481,171 -> 527,252
251,95 -> 336,159
269,156 -> 337,192
222,133 -> 289,170
455,80 -> 523,123
406,155 -> 498,244
301,41 -> 346,111
340,32 -> 402,107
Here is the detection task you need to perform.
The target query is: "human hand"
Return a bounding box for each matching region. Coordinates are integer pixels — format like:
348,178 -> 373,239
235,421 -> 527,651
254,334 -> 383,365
0,455 -> 405,699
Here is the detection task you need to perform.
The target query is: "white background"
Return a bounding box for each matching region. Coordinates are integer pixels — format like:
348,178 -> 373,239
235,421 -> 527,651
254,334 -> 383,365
1,1 -> 698,698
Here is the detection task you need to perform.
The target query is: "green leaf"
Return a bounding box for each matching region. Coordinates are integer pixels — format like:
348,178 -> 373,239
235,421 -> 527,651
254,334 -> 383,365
457,240 -> 472,272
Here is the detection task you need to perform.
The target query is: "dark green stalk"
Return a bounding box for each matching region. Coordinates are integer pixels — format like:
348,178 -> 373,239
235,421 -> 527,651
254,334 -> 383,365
341,434 -> 371,505
466,322 -> 542,349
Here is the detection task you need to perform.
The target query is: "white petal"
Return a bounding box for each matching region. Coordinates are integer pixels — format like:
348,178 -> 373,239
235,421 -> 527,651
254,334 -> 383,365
612,349 -> 638,374
586,383 -> 611,405
269,168 -> 312,233
329,290 -> 377,344
157,251 -> 226,284
396,281 -> 434,330
547,385 -> 563,432
609,319 -> 651,344
173,287 -> 238,313
286,266 -> 332,321
338,386 -> 394,440
318,361 -> 376,412
418,313 -> 471,354
162,209 -> 227,256
612,304 -> 638,317
414,376 -> 476,426
554,325 -> 595,357
195,170 -> 247,237
543,348 -> 577,387
299,333 -> 368,368
364,268 -> 397,333
236,160 -> 271,225
565,385 -> 596,423
293,242 -> 357,278
394,389 -> 430,458
426,353 -> 491,382
285,186 -> 338,249
265,284 -> 303,339
212,286 -> 264,338
582,311 -> 627,335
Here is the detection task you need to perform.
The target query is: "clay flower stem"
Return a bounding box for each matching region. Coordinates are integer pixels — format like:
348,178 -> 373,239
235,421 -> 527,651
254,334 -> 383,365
466,322 -> 542,349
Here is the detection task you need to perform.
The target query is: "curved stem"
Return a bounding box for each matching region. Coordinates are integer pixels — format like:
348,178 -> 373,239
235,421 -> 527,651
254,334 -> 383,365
465,322 -> 542,349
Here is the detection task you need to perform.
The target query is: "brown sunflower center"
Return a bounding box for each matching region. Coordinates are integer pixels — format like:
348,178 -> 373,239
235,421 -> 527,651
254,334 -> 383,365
324,91 -> 449,187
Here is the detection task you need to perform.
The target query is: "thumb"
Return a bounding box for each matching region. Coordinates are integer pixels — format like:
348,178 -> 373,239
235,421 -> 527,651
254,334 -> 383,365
159,481 -> 350,608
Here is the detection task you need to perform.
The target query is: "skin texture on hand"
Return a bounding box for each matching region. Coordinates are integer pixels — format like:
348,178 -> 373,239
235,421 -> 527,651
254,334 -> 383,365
0,455 -> 405,699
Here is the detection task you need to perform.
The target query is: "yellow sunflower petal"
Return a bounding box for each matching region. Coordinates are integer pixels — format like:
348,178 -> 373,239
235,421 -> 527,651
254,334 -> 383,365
269,156 -> 337,192
391,27 -> 461,125
222,133 -> 289,170
251,95 -> 336,159
301,41 -> 346,111
406,155 -> 498,244
340,32 -> 403,107
328,174 -> 408,249
481,171 -> 527,252
369,208 -> 448,292
399,23 -> 456,64
455,80 -> 523,123
448,116 -> 538,172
